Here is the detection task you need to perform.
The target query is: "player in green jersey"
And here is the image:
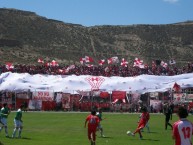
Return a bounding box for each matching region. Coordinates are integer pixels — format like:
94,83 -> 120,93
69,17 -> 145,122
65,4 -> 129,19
96,108 -> 106,137
12,104 -> 24,138
0,103 -> 10,137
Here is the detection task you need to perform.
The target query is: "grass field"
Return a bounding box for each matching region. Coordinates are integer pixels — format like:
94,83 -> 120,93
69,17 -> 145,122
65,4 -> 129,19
0,111 -> 193,145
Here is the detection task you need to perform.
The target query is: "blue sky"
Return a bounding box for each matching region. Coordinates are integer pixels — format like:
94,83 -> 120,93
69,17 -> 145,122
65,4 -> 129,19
0,0 -> 192,26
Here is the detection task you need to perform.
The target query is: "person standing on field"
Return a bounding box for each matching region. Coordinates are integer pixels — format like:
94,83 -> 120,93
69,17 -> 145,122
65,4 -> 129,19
0,103 -> 10,137
96,108 -> 105,137
12,104 -> 24,138
164,103 -> 173,130
172,106 -> 193,145
84,110 -> 99,145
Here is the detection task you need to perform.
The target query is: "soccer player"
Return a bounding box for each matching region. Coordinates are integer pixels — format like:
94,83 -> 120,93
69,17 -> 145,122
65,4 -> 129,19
138,112 -> 150,133
130,106 -> 150,139
0,103 -> 10,137
12,104 -> 24,138
164,103 -> 173,130
84,110 -> 99,145
172,106 -> 193,145
96,108 -> 105,137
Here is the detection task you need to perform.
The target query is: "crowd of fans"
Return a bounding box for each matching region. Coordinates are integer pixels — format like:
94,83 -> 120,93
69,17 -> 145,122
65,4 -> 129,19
1,62 -> 193,112
0,62 -> 193,77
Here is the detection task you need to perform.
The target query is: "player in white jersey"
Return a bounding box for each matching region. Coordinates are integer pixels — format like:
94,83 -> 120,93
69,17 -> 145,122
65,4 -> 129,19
172,106 -> 193,145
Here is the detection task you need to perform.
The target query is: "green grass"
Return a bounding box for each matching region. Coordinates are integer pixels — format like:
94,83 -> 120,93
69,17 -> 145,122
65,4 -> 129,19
0,112 -> 193,145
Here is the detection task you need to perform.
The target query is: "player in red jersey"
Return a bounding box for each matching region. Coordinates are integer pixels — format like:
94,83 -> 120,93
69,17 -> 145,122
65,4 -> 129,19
172,106 -> 193,145
131,106 -> 150,139
84,110 -> 99,145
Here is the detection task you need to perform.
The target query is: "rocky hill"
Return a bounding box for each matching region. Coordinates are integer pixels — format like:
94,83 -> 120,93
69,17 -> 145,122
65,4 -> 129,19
0,8 -> 193,66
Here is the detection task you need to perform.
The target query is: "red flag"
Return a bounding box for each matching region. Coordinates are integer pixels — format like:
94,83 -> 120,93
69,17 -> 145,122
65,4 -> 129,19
66,65 -> 75,71
51,60 -> 59,66
108,56 -> 119,64
121,58 -> 128,67
152,61 -> 156,68
45,62 -> 51,67
161,61 -> 168,68
98,59 -> 105,66
38,58 -> 44,64
5,62 -> 14,70
85,56 -> 93,63
133,58 -> 144,68
58,69 -> 65,73
85,64 -> 93,67
80,57 -> 85,65
173,82 -> 181,93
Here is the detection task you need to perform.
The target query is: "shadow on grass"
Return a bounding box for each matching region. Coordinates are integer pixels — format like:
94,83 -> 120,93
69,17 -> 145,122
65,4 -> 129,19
141,138 -> 160,141
99,136 -> 112,139
142,131 -> 158,134
10,137 -> 31,140
21,137 -> 31,140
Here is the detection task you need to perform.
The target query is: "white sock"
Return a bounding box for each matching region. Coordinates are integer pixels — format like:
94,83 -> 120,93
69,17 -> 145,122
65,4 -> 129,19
12,128 -> 17,137
18,128 -> 22,137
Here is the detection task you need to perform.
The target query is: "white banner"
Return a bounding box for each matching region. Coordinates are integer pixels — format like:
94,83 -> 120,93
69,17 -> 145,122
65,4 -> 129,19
28,100 -> 42,110
16,92 -> 29,99
32,91 -> 54,101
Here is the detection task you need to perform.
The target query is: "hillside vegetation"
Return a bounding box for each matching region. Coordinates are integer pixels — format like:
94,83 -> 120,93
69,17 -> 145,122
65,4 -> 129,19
0,8 -> 193,66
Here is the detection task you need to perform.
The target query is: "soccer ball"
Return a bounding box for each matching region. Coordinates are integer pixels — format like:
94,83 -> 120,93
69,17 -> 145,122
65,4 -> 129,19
126,131 -> 132,136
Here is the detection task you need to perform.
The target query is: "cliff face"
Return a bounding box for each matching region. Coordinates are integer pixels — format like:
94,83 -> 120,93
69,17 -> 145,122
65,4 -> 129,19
0,8 -> 193,65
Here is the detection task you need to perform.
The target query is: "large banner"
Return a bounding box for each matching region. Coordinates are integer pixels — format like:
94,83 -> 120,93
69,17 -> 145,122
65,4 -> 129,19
150,100 -> 162,112
173,93 -> 186,101
186,94 -> 193,100
32,91 -> 54,101
0,92 -> 13,104
16,92 -> 29,99
62,93 -> 71,109
131,93 -> 140,104
28,100 -> 42,110
112,91 -> 126,100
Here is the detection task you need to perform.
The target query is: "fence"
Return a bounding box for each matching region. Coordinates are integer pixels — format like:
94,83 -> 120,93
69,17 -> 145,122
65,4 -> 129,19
0,89 -> 193,112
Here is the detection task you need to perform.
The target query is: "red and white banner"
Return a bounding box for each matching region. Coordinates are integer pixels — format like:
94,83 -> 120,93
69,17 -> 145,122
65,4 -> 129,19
100,92 -> 110,98
62,93 -> 71,109
112,91 -> 126,100
173,93 -> 186,101
32,91 -> 54,101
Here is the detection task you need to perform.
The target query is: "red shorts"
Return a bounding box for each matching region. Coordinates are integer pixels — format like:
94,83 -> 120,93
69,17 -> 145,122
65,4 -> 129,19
88,128 -> 97,141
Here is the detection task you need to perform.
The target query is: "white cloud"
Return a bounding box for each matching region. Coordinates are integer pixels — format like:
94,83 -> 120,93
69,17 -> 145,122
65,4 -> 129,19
163,0 -> 179,3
